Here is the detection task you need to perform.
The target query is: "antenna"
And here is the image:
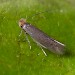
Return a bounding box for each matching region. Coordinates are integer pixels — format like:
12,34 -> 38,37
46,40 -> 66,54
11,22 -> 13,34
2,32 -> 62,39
26,9 -> 58,20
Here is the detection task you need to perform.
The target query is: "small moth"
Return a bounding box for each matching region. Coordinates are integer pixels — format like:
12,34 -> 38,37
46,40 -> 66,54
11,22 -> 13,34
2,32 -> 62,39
18,19 -> 65,56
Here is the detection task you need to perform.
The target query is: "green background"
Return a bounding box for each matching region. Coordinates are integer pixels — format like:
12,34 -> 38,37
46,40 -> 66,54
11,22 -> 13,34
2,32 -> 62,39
0,0 -> 75,75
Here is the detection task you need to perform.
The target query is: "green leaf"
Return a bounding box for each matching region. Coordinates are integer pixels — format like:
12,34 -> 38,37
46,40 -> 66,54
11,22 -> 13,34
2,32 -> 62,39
0,0 -> 75,75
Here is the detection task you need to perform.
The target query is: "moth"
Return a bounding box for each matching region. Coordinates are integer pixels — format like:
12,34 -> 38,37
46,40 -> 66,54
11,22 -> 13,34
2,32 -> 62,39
18,19 -> 65,56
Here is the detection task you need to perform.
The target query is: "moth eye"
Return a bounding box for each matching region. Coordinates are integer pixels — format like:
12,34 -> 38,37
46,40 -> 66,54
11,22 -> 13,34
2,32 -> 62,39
21,26 -> 22,27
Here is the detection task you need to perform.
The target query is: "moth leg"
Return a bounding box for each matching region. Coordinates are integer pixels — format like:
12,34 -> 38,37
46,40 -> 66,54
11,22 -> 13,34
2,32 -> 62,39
37,44 -> 47,56
24,32 -> 31,50
18,30 -> 23,41
32,39 -> 47,56
18,30 -> 26,42
19,30 -> 23,37
40,46 -> 47,56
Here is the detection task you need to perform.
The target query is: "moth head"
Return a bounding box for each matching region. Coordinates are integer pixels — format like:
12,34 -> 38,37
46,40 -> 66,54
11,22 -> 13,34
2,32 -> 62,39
19,18 -> 26,28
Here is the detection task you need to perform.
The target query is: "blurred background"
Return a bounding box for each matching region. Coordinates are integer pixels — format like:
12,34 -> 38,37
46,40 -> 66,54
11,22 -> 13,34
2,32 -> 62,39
0,0 -> 75,75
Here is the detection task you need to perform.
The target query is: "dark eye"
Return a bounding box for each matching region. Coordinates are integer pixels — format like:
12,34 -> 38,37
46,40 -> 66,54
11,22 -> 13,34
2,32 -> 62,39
21,26 -> 22,27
